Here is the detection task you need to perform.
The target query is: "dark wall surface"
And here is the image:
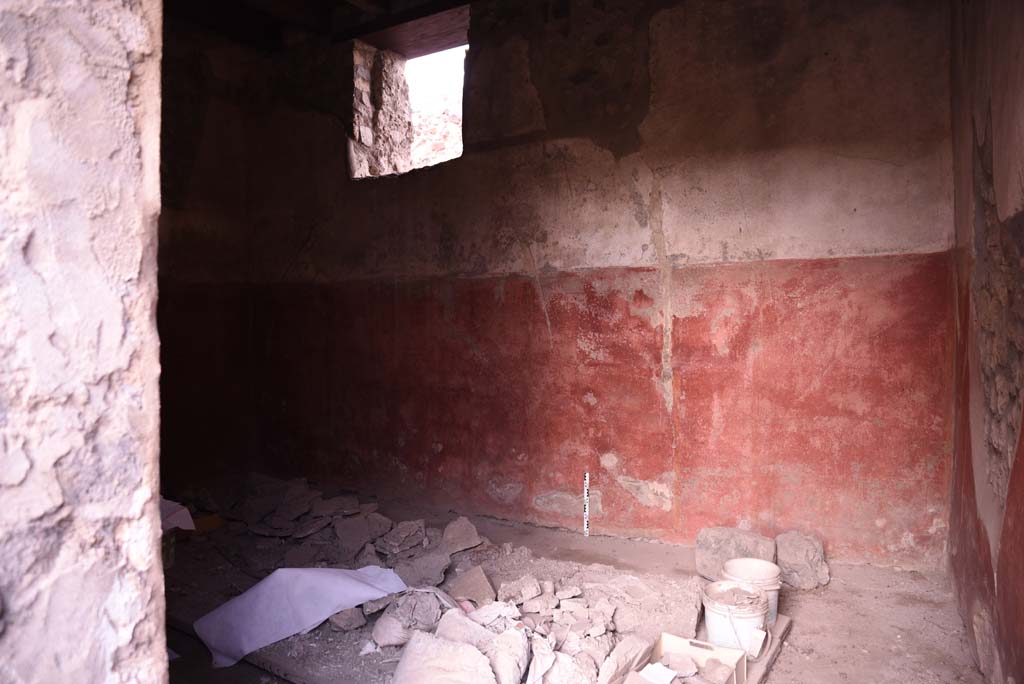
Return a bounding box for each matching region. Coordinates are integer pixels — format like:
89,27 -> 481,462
159,0 -> 957,564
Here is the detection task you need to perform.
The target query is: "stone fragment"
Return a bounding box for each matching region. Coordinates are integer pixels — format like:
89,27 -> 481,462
570,618 -> 593,636
469,601 -> 522,633
561,630 -> 584,656
372,591 -> 444,647
525,635 -> 557,683
490,626 -> 531,684
394,548 -> 451,587
392,631 -> 497,684
362,593 -> 395,616
436,608 -> 497,651
540,580 -> 556,594
291,516 -> 331,539
312,495 -> 360,517
573,652 -> 600,682
275,491 -> 315,521
236,541 -> 284,575
359,502 -> 379,514
234,495 -> 279,525
597,635 -> 654,684
612,604 -> 639,634
266,513 -> 298,530
580,633 -> 618,666
552,608 -> 575,626
333,515 -> 374,560
280,478 -> 311,500
446,565 -> 496,606
249,522 -> 294,537
674,576 -> 704,638
329,606 -> 367,631
376,519 -> 426,555
283,540 -> 319,567
698,657 -> 734,684
775,530 -> 830,589
366,511 -> 393,539
387,591 -> 444,631
556,585 -> 582,600
591,598 -> 616,623
522,593 -> 559,615
695,527 -> 776,580
442,516 -> 482,554
546,650 -> 594,684
371,614 -> 410,647
355,543 -> 382,567
559,598 -> 589,615
498,575 -> 542,604
661,652 -> 698,677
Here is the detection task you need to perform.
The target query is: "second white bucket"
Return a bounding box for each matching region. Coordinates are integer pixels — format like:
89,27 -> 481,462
702,580 -> 769,657
721,557 -> 782,625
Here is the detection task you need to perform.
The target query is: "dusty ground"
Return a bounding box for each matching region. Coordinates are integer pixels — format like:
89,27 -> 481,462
167,502 -> 982,684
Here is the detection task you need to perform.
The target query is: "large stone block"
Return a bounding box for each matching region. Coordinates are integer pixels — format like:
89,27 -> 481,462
695,527 -> 776,580
775,531 -> 830,590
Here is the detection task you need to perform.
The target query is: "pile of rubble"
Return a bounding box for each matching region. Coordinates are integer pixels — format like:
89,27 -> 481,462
175,475 -> 829,684
361,559 -> 728,684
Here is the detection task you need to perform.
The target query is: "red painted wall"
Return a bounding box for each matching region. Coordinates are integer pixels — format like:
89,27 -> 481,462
162,252 -> 953,562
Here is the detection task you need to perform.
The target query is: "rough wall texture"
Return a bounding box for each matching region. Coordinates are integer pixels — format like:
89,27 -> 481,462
0,1 -> 165,683
349,40 -> 413,178
974,191 -> 1024,510
949,0 -> 1024,680
160,0 -> 954,565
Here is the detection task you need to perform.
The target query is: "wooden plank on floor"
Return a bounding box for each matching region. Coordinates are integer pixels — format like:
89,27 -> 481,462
747,614 -> 793,684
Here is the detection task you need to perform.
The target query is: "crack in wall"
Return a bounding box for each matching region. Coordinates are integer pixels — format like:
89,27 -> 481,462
647,175 -> 676,449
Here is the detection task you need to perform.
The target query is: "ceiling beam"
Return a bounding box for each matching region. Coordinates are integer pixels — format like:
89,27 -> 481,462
332,0 -> 468,44
341,0 -> 388,15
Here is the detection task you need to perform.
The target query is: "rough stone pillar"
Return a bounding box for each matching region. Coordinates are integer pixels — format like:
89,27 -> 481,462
348,40 -> 413,178
0,1 -> 166,682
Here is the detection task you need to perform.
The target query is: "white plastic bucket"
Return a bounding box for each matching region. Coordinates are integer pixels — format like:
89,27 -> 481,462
721,557 -> 782,625
702,580 -> 769,658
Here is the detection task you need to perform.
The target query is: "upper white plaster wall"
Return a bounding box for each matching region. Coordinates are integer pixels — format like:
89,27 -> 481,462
160,0 -> 953,285
0,0 -> 165,682
643,1 -> 953,264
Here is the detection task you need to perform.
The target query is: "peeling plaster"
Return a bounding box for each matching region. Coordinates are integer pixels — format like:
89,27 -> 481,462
0,1 -> 165,682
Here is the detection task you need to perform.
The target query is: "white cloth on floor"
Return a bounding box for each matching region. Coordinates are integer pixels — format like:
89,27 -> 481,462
194,566 -> 407,667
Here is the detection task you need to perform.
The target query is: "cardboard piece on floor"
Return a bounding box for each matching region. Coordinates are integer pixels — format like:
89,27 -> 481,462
194,566 -> 407,667
651,633 -> 747,684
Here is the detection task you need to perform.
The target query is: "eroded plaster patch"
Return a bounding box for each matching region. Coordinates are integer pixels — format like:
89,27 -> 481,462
533,489 -> 603,518
600,451 -> 674,511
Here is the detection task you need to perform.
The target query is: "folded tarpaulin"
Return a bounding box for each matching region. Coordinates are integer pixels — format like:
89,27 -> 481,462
194,566 -> 408,667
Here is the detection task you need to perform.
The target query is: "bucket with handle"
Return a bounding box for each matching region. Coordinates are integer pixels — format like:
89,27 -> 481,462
702,580 -> 771,659
721,557 -> 782,625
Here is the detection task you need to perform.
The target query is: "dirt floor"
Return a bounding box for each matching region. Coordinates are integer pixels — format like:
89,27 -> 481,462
166,499 -> 983,684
